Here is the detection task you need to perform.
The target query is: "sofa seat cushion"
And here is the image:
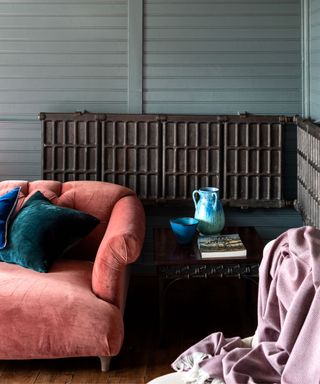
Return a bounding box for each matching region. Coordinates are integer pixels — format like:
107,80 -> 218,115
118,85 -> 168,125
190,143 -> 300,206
0,259 -> 124,359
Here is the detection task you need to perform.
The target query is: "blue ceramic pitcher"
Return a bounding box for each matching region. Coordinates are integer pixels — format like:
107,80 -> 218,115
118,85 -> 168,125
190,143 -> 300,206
192,187 -> 225,235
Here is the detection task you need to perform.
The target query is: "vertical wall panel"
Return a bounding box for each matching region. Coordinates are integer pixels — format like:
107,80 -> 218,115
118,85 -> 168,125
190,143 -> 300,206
101,114 -> 161,200
310,0 -> 320,120
296,118 -> 320,228
223,119 -> 283,207
128,0 -> 143,113
162,116 -> 221,201
42,113 -> 101,181
144,0 -> 301,115
0,0 -> 128,182
0,121 -> 41,180
0,0 -> 128,120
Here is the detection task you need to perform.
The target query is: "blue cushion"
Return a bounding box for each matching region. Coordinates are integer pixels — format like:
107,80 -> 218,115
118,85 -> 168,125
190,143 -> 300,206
0,191 -> 99,272
0,187 -> 20,249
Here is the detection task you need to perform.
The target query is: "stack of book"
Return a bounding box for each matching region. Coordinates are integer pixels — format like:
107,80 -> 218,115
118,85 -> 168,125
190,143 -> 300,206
197,233 -> 247,259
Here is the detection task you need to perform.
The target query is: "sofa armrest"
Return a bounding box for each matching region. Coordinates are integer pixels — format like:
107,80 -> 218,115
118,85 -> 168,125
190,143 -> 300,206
92,194 -> 145,307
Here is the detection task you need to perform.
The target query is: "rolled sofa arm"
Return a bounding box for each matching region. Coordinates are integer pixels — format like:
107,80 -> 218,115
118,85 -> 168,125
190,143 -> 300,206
92,194 -> 145,307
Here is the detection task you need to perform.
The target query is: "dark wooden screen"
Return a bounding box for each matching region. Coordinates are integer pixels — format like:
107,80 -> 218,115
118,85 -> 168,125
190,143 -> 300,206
40,112 -> 102,181
101,114 -> 160,201
40,112 -> 292,208
161,115 -> 221,202
223,116 -> 283,208
296,117 -> 320,227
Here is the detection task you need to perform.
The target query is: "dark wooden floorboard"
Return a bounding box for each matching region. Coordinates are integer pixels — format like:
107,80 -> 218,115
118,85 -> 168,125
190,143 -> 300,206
0,276 -> 258,384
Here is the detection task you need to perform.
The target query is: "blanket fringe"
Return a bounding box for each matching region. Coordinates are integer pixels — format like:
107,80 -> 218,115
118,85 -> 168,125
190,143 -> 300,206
172,351 -> 221,383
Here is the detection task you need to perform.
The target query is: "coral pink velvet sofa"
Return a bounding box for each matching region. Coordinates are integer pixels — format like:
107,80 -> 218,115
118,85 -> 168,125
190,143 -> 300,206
0,180 -> 145,371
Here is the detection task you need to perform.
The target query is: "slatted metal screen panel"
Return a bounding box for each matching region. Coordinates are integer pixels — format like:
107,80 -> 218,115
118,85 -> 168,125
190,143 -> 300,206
162,116 -> 221,202
223,117 -> 283,208
296,118 -> 320,227
101,115 -> 160,201
40,112 -> 101,181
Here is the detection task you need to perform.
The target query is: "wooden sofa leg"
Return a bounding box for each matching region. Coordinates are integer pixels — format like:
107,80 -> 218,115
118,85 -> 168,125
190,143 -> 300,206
99,356 -> 111,372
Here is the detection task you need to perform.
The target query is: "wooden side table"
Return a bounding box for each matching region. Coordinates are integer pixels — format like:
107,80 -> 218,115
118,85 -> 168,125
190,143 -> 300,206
153,226 -> 265,342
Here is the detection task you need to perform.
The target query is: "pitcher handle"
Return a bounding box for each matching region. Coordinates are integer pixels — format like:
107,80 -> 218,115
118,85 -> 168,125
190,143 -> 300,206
192,190 -> 199,209
212,191 -> 217,208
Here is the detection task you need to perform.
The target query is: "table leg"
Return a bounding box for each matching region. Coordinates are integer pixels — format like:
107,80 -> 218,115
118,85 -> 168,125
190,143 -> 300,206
158,275 -> 166,345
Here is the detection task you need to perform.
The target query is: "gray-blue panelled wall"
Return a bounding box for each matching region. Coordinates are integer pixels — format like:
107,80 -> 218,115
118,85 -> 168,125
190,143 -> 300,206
310,0 -> 320,120
0,0 -> 312,271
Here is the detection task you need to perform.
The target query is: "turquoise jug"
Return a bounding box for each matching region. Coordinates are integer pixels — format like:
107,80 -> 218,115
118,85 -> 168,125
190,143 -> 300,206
192,187 -> 225,235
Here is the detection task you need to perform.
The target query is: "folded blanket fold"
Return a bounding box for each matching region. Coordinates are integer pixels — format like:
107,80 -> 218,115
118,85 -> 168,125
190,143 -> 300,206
172,226 -> 320,384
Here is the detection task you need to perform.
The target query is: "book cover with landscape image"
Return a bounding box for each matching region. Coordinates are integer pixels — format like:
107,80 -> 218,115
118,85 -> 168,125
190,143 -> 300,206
197,233 -> 247,259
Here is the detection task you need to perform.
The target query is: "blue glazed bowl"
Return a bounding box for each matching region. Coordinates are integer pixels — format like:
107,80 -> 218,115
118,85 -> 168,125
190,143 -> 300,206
169,217 -> 199,245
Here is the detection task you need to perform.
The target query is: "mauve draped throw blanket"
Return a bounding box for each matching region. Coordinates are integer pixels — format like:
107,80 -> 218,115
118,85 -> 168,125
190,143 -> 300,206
172,226 -> 320,384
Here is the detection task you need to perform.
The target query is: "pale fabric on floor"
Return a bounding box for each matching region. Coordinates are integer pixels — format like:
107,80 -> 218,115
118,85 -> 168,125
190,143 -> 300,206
146,371 -> 225,384
146,372 -> 185,384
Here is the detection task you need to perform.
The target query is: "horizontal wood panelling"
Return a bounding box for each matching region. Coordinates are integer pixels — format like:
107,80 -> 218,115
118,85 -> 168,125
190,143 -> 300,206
144,103 -> 300,116
311,24 -> 320,35
0,91 -> 127,103
0,54 -> 127,67
145,53 -> 300,66
144,0 -> 301,115
0,41 -> 127,53
0,163 -> 40,177
0,29 -> 128,41
145,65 -> 301,77
146,0 -> 298,3
0,66 -> 127,78
0,0 -> 127,2
0,17 -> 127,29
0,140 -> 39,151
145,90 -> 301,103
0,79 -> 126,90
145,78 -> 298,89
144,16 -> 300,29
146,3 -> 299,15
0,3 -> 127,15
145,40 -> 300,52
0,1 -> 128,120
0,121 -> 41,180
146,28 -> 301,40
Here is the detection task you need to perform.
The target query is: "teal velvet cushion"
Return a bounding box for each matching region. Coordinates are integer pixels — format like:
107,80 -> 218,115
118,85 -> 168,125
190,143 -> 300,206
0,187 -> 20,249
0,191 -> 99,272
